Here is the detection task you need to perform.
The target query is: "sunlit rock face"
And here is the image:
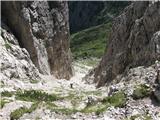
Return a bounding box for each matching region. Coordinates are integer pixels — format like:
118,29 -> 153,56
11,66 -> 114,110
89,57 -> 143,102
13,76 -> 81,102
1,1 -> 73,79
93,1 -> 160,87
0,23 -> 40,81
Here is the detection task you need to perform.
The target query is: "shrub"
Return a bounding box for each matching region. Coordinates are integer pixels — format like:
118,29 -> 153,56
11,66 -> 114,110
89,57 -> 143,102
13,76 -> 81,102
4,42 -> 11,50
10,107 -> 28,120
1,91 -> 13,97
132,84 -> 151,100
0,99 -> 9,108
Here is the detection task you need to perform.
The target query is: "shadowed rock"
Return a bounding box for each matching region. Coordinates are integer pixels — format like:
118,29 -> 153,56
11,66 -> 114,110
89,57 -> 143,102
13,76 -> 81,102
93,1 -> 160,87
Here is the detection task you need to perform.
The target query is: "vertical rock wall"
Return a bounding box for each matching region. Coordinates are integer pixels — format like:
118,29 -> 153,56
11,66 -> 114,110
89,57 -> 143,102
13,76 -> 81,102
1,1 -> 73,79
93,1 -> 160,87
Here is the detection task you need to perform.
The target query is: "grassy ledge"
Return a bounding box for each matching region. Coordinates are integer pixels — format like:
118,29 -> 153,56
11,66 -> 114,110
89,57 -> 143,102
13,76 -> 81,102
15,90 -> 59,102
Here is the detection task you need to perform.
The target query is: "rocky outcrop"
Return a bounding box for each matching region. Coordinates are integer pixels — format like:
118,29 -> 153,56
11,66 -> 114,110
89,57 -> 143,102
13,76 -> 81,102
0,23 -> 40,81
1,1 -> 73,79
93,1 -> 160,87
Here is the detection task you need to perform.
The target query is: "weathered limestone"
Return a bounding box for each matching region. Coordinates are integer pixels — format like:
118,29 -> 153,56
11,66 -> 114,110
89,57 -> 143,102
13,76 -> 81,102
1,1 -> 73,79
0,23 -> 40,81
93,1 -> 160,87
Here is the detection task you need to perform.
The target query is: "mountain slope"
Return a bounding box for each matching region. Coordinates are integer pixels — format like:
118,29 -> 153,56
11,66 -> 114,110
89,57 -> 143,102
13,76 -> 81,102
69,1 -> 130,33
71,23 -> 112,60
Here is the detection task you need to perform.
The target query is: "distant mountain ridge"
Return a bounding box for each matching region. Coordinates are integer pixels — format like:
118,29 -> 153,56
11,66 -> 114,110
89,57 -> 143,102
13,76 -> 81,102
69,1 -> 130,33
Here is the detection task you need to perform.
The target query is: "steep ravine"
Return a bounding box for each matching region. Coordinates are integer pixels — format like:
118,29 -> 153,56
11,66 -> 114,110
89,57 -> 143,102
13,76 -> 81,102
0,1 -> 160,120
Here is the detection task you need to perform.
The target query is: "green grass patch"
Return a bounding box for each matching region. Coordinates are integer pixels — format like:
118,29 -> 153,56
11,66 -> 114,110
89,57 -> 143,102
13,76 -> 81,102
143,115 -> 152,120
0,81 -> 5,87
30,79 -> 39,84
45,101 -> 57,109
4,42 -> 11,50
45,95 -> 79,115
16,90 -> 59,102
132,84 -> 151,100
63,92 -> 84,107
0,99 -> 9,108
63,90 -> 102,107
129,114 -> 152,120
1,91 -> 13,97
102,91 -> 127,107
45,91 -> 127,115
81,91 -> 127,114
10,102 -> 38,120
10,107 -> 29,120
81,103 -> 109,115
71,23 -> 111,60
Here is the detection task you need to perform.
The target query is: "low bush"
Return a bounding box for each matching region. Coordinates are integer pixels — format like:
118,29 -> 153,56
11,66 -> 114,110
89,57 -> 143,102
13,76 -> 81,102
132,84 -> 151,100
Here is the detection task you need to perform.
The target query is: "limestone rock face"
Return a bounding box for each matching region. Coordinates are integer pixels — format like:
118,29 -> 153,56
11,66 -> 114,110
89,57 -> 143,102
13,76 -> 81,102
1,1 -> 73,79
93,1 -> 160,87
0,23 -> 40,81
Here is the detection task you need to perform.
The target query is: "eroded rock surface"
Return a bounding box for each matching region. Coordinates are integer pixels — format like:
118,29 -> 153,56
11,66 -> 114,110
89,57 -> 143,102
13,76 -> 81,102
93,1 -> 160,87
1,1 -> 73,79
0,23 -> 40,81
